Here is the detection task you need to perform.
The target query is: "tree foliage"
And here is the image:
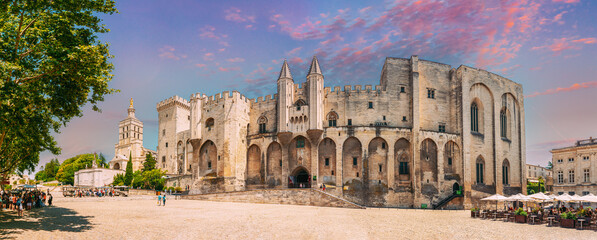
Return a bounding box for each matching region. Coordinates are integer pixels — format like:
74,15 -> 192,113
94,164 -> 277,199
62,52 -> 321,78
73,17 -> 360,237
527,176 -> 546,194
142,153 -> 156,172
124,154 -> 133,186
34,158 -> 59,181
546,161 -> 553,170
55,153 -> 102,185
0,0 -> 118,179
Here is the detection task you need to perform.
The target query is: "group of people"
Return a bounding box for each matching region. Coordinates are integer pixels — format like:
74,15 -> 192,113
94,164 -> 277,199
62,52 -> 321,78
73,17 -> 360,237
1,189 -> 52,217
72,188 -> 116,198
157,194 -> 166,206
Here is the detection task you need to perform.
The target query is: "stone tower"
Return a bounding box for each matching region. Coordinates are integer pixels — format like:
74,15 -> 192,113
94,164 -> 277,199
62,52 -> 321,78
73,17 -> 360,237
306,56 -> 324,130
277,60 -> 294,132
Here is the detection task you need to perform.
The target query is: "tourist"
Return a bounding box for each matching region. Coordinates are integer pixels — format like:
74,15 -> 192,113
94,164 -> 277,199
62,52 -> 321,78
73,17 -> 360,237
17,195 -> 23,217
48,194 -> 53,206
322,183 -> 326,191
162,194 -> 166,206
158,194 -> 162,206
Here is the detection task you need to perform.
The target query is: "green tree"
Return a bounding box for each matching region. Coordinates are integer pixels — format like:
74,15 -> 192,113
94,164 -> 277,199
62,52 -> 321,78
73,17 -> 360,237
112,173 -> 125,186
98,153 -> 108,168
142,169 -> 166,190
124,154 -> 133,186
55,153 -> 97,185
546,161 -> 553,170
142,153 -> 156,172
0,0 -> 118,180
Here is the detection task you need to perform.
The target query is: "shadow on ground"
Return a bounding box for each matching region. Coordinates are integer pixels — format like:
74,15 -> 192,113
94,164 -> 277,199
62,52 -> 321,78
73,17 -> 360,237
0,206 -> 93,239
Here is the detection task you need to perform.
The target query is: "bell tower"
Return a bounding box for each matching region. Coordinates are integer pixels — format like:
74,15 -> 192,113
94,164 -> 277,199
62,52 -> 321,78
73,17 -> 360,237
277,60 -> 294,132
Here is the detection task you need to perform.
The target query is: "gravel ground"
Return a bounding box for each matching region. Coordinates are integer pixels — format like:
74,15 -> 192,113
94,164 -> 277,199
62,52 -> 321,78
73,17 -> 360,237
1,193 -> 596,240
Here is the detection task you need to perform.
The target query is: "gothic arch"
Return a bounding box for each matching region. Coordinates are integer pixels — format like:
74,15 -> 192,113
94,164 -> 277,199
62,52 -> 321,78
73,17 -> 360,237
368,137 -> 388,185
288,136 -> 311,175
502,159 -> 510,185
199,140 -> 218,176
443,140 -> 460,176
475,155 -> 486,184
246,144 -> 263,185
266,141 -> 282,186
318,138 -> 336,185
420,138 -> 438,183
342,137 -> 363,184
394,138 -> 411,183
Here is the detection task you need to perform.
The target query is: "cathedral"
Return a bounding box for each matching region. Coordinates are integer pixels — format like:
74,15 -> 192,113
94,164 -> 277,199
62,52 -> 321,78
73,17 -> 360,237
156,55 -> 526,208
109,98 -> 156,172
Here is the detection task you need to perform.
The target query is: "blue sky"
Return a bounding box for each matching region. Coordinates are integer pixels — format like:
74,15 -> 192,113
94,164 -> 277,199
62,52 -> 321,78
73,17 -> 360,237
36,0 -> 597,173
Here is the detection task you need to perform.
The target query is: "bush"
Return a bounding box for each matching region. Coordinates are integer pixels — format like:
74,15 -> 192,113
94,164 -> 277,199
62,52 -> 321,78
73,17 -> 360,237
470,207 -> 479,212
560,211 -> 577,220
175,187 -> 182,192
515,208 -> 528,216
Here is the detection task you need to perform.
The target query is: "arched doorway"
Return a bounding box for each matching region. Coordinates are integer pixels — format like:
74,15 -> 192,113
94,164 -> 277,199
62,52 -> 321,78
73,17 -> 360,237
114,163 -> 120,170
289,167 -> 310,188
453,182 -> 460,194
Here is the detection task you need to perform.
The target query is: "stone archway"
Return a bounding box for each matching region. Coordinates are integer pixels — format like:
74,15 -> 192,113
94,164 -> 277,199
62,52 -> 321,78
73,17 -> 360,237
246,144 -> 263,185
318,138 -> 336,186
288,136 -> 311,175
199,140 -> 218,177
266,142 -> 282,187
289,167 -> 310,188
113,163 -> 120,170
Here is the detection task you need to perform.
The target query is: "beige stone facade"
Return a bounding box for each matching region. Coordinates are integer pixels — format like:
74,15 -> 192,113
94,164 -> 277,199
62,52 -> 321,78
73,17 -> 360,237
526,163 -> 553,192
109,99 -> 156,171
156,56 -> 526,208
551,137 -> 597,196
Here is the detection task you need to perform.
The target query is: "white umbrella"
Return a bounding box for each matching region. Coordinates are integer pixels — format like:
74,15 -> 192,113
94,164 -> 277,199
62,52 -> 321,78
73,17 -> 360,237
554,193 -> 573,202
507,193 -> 532,201
571,194 -> 583,202
528,192 -> 551,201
580,193 -> 597,203
481,194 -> 508,211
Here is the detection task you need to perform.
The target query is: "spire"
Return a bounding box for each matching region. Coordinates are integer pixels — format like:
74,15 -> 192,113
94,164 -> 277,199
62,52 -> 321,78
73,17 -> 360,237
308,56 -> 322,75
278,59 -> 292,79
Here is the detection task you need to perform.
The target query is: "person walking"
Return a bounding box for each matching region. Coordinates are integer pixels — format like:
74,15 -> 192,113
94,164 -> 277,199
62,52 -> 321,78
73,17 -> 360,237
162,194 -> 166,206
17,196 -> 23,217
157,194 -> 162,206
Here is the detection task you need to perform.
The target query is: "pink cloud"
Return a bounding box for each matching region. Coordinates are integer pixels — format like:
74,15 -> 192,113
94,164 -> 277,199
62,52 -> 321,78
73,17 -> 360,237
218,66 -> 241,72
195,63 -> 206,68
219,48 -> 226,52
532,37 -> 597,54
286,47 -> 302,56
224,7 -> 256,23
526,81 -> 597,98
289,57 -> 304,65
203,52 -> 214,61
320,34 -> 344,46
158,45 -> 187,60
359,6 -> 372,14
226,57 -> 245,63
553,0 -> 580,3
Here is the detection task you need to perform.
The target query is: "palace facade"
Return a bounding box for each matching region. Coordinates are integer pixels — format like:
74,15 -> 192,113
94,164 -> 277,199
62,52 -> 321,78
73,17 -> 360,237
551,137 -> 597,196
156,55 -> 526,208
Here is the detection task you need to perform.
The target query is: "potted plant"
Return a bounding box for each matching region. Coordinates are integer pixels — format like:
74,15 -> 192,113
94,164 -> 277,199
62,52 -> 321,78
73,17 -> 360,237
560,212 -> 576,228
471,207 -> 479,218
514,208 -> 528,223
576,208 -> 591,223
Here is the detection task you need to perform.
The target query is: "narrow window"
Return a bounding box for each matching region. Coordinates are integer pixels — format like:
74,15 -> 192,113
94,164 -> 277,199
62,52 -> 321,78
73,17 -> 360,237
331,170 -> 334,175
476,160 -> 484,184
356,172 -> 359,177
352,157 -> 357,166
400,86 -> 405,93
381,142 -> 386,149
165,142 -> 168,147
584,169 -> 590,182
383,116 -> 386,121
402,116 -> 407,122
297,106 -> 301,111
448,157 -> 452,165
296,139 -> 305,148
500,110 -> 507,138
208,161 -> 212,169
325,158 -> 330,166
347,119 -> 352,126
471,102 -> 479,132
399,162 -> 409,174
378,164 -> 382,172
427,89 -> 435,99
569,170 -> 575,183
368,102 -> 373,109
162,129 -> 165,136
279,160 -> 282,167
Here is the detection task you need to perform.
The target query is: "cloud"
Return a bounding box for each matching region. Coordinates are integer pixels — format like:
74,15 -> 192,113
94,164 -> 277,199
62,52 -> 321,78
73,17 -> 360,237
224,7 -> 256,23
158,45 -> 187,60
552,0 -> 580,3
286,47 -> 302,56
203,52 -> 214,61
289,57 -> 304,65
226,57 -> 245,63
532,37 -> 597,54
218,66 -> 241,72
195,63 -> 206,68
320,34 -> 344,46
199,25 -> 229,46
526,81 -> 597,98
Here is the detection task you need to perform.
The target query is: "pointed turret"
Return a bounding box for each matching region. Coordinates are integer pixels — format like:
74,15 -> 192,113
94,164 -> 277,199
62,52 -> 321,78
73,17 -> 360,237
307,56 -> 322,75
278,59 -> 293,79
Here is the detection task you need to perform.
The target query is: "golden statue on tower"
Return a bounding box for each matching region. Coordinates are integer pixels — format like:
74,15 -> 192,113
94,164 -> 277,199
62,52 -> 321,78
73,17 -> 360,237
129,97 -> 134,108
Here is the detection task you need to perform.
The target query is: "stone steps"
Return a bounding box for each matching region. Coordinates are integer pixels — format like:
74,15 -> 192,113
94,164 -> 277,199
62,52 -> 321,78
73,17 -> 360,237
182,188 -> 366,209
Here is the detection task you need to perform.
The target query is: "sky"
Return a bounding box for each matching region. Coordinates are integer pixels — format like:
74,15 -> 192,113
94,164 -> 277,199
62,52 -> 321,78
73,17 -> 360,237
35,0 -> 597,174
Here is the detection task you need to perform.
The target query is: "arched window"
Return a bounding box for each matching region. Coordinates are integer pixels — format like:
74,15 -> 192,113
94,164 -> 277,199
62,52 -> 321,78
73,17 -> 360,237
471,102 -> 479,132
502,159 -> 510,185
295,99 -> 306,111
500,109 -> 507,138
476,156 -> 484,184
258,116 -> 267,134
327,112 -> 338,127
206,118 -> 214,131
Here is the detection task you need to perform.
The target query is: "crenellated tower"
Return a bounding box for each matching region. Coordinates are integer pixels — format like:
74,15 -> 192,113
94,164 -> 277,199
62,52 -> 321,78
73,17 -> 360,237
277,60 -> 294,132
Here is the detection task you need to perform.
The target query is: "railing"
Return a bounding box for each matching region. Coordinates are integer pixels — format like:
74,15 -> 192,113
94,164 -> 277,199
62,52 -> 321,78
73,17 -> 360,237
432,192 -> 463,210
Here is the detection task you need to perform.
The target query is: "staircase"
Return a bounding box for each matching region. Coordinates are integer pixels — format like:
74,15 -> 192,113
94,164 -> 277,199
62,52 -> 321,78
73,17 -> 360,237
432,192 -> 463,210
183,188 -> 366,209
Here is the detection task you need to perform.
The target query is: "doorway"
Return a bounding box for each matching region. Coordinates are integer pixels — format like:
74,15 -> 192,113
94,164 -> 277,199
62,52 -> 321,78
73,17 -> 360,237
289,167 -> 310,188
